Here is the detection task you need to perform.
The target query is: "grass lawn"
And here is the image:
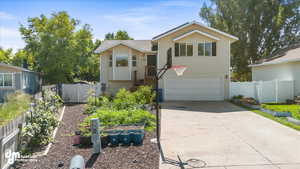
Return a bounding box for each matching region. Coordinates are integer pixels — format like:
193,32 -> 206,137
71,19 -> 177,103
233,102 -> 300,131
0,92 -> 31,126
262,103 -> 300,120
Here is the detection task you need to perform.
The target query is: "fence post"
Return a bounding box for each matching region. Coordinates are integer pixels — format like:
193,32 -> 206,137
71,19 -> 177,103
0,137 -> 3,169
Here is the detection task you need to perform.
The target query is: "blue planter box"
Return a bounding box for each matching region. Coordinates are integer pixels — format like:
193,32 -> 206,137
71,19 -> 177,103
119,131 -> 131,145
105,124 -> 145,146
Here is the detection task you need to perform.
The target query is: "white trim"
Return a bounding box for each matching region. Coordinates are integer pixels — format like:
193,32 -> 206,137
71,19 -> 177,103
96,42 -> 152,54
112,48 -> 115,80
129,48 -> 132,80
157,41 -> 160,69
173,30 -> 220,41
249,58 -> 300,67
152,21 -> 238,41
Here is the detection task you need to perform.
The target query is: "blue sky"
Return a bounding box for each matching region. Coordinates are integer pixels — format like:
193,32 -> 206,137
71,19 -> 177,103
0,0 -> 207,51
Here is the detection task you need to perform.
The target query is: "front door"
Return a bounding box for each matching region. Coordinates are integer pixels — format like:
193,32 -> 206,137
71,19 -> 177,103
147,55 -> 157,76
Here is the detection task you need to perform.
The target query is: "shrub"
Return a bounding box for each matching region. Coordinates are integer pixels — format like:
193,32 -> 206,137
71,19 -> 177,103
0,91 -> 31,126
112,88 -> 138,110
133,86 -> 155,105
21,90 -> 62,153
80,108 -> 156,136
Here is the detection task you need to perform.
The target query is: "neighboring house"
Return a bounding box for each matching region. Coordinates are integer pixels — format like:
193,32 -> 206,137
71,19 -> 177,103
0,63 -> 40,102
96,21 -> 238,101
250,43 -> 300,96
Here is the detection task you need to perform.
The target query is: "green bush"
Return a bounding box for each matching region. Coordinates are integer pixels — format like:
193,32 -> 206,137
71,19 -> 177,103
80,108 -> 156,136
85,86 -> 155,114
21,90 -> 62,153
133,86 -> 155,105
0,91 -> 31,126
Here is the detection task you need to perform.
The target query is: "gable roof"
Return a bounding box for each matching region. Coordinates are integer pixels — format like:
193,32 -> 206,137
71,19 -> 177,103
0,63 -> 34,72
173,30 -> 221,41
250,43 -> 300,67
95,40 -> 153,54
152,21 -> 239,41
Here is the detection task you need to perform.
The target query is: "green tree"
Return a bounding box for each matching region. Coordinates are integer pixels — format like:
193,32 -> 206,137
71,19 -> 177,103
20,11 -> 99,83
10,49 -> 34,69
0,48 -> 13,64
105,30 -> 133,40
200,0 -> 300,81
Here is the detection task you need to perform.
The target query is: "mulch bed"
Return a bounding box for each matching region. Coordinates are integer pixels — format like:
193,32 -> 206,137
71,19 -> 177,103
16,104 -> 159,169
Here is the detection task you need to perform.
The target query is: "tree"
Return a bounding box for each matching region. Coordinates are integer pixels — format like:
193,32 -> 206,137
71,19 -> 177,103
20,11 -> 100,83
200,0 -> 300,81
104,30 -> 133,40
0,48 -> 13,64
10,49 -> 34,69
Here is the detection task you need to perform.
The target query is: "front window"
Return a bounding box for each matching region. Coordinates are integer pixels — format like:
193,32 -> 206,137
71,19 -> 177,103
0,73 -> 13,88
116,55 -> 128,67
109,55 -> 112,67
175,43 -> 193,57
132,55 -> 137,67
198,42 -> 216,56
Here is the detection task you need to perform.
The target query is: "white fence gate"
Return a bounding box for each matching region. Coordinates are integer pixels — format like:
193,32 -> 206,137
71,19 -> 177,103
230,80 -> 294,103
61,84 -> 96,103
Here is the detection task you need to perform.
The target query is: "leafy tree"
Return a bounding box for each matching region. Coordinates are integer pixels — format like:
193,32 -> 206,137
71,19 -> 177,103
200,0 -> 300,81
20,11 -> 100,83
10,49 -> 34,69
0,48 -> 13,64
105,30 -> 134,40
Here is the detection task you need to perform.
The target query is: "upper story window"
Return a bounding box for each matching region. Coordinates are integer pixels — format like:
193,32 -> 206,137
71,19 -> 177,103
116,55 -> 128,67
0,73 -> 13,88
175,43 -> 193,57
132,55 -> 137,67
109,55 -> 112,67
198,42 -> 216,56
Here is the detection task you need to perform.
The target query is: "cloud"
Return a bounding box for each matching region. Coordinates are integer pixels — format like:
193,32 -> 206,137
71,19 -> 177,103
0,11 -> 15,20
0,27 -> 24,51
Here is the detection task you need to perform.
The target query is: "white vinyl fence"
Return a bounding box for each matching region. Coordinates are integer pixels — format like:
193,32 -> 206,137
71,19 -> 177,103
230,80 -> 294,103
61,84 -> 97,103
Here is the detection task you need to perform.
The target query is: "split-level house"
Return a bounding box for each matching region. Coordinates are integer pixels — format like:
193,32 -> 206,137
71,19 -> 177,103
96,21 -> 238,101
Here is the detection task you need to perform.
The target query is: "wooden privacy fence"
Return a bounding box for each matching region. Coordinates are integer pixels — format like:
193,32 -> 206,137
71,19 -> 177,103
61,84 -> 98,103
230,80 -> 294,103
0,113 -> 27,169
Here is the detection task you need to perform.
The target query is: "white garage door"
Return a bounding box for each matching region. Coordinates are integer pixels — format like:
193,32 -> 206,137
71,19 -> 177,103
165,77 -> 224,101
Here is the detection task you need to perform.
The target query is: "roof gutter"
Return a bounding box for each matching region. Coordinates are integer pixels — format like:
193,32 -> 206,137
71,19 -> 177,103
249,58 -> 300,67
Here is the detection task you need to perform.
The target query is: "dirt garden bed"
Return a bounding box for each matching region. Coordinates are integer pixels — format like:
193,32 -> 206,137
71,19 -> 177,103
16,104 -> 159,169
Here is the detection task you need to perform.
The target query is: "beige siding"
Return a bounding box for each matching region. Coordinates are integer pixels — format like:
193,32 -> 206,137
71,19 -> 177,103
252,62 -> 300,96
99,45 -> 147,94
157,24 -> 231,99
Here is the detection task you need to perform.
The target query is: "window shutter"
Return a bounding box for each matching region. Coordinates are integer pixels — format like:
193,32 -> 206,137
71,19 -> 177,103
212,42 -> 216,56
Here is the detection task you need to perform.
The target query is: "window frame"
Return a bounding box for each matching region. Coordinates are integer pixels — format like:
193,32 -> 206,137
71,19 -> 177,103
198,41 -> 217,57
109,55 -> 112,67
175,42 -> 193,57
0,73 -> 14,88
116,55 -> 129,67
132,55 -> 137,67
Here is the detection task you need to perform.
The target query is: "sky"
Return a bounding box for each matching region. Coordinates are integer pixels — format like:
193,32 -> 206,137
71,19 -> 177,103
0,0 -> 208,52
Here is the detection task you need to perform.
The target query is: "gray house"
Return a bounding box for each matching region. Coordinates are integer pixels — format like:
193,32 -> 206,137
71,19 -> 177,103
0,63 -> 40,102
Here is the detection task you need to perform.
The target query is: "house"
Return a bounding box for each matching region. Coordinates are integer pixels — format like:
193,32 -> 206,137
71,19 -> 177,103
250,43 -> 300,96
96,21 -> 238,101
0,63 -> 40,102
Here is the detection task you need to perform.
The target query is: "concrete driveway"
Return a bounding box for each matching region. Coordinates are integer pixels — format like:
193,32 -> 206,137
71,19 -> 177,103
159,101 -> 300,169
